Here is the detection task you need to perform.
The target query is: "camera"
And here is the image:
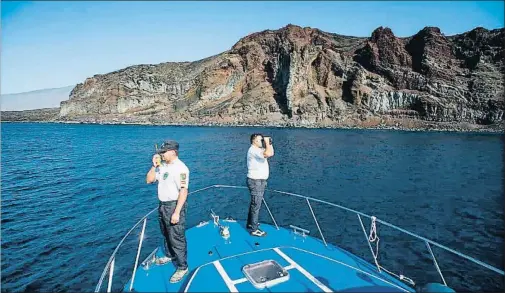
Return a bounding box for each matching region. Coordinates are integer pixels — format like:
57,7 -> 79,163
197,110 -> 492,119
261,136 -> 273,148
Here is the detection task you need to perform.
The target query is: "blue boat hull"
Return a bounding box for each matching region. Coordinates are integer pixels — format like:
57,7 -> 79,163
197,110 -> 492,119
124,220 -> 415,292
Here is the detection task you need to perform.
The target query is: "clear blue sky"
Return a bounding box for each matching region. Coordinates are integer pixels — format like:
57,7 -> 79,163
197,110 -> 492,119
2,1 -> 503,94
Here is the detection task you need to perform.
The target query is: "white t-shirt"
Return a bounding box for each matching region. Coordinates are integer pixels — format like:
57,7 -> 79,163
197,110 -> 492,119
247,145 -> 269,180
155,158 -> 190,202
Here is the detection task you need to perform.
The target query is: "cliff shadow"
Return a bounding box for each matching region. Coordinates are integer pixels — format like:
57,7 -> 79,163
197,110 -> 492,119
342,79 -> 354,104
265,54 -> 292,118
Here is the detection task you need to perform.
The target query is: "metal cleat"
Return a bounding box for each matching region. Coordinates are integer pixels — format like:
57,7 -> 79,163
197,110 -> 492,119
289,225 -> 309,242
197,221 -> 209,228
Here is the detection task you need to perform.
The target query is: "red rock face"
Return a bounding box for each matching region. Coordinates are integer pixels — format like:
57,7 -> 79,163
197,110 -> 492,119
355,27 -> 412,70
59,24 -> 504,128
406,26 -> 456,78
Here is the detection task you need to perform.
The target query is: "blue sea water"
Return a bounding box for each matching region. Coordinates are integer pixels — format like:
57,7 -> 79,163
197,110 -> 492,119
1,123 -> 503,292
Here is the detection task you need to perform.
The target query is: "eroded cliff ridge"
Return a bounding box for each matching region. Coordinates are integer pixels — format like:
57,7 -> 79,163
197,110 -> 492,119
58,24 -> 504,129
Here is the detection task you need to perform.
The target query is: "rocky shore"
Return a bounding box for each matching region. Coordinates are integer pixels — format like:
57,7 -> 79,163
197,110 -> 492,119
2,108 -> 502,133
1,108 -> 60,122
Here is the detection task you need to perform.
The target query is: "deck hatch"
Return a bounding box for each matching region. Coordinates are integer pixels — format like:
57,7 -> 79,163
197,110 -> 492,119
242,259 -> 289,289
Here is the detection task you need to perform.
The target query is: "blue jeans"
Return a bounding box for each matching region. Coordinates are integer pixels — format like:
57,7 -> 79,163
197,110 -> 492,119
246,178 -> 267,231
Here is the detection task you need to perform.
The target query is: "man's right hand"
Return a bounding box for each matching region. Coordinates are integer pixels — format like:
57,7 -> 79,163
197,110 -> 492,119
152,154 -> 161,167
147,154 -> 161,184
264,137 -> 271,144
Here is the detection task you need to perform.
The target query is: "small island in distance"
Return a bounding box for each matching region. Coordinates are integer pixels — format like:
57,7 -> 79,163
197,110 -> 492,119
2,24 -> 503,132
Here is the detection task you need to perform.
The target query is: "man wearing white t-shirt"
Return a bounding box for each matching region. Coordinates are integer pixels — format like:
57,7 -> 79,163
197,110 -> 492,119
146,140 -> 189,283
246,133 -> 274,237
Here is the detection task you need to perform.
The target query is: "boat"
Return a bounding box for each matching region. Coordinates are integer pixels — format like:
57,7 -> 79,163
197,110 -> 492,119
94,185 -> 504,292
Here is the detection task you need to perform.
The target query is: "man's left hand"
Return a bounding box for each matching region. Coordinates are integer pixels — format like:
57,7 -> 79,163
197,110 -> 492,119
171,212 -> 180,224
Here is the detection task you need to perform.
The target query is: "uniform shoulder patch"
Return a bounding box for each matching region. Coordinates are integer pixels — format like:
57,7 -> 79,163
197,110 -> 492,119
180,173 -> 188,187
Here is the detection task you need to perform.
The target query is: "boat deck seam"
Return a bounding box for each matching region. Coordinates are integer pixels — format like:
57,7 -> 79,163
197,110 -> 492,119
289,247 -> 411,292
273,247 -> 332,292
213,260 -> 238,292
184,245 -> 413,293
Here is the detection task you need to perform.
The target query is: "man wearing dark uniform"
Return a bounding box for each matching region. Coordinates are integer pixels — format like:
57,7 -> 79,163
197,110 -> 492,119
146,140 -> 189,283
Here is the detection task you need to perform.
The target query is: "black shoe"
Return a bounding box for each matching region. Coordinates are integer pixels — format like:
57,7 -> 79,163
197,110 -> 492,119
250,229 -> 267,237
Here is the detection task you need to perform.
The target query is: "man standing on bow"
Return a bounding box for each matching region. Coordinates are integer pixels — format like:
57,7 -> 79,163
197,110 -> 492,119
146,140 -> 189,283
246,134 -> 274,237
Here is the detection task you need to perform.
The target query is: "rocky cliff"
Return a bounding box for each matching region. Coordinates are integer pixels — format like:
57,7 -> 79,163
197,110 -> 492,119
58,24 -> 504,130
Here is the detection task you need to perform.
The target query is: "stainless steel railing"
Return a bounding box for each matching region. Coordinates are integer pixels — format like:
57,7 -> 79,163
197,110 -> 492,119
95,184 -> 504,292
94,185 -> 216,292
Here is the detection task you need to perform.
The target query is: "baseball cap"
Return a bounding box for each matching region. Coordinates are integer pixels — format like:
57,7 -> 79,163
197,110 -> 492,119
157,140 -> 179,154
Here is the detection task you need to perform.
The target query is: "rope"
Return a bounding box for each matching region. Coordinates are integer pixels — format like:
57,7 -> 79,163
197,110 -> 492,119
368,216 -> 380,260
369,216 -> 416,287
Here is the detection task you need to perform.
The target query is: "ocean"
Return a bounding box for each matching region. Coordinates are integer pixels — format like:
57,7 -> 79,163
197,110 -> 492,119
1,123 -> 503,292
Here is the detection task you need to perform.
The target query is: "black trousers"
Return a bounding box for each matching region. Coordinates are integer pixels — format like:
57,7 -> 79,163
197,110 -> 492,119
246,178 -> 267,231
158,200 -> 188,269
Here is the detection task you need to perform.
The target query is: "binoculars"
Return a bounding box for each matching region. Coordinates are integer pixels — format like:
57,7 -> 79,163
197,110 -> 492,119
261,136 -> 273,148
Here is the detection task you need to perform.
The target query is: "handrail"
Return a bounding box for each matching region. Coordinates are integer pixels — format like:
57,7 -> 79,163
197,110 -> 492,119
95,184 -> 504,292
94,185 -> 217,292
426,241 -> 447,286
357,214 -> 381,272
244,185 -> 504,276
95,207 -> 157,292
306,198 -> 327,246
129,218 -> 147,291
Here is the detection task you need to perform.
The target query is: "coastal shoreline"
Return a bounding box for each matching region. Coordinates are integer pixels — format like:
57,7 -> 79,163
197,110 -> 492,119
2,119 -> 503,134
